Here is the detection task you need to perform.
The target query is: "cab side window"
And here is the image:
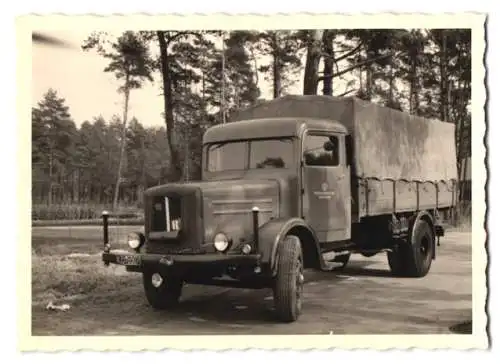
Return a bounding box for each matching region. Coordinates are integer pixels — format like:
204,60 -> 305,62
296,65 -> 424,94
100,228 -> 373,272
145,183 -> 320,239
303,134 -> 339,167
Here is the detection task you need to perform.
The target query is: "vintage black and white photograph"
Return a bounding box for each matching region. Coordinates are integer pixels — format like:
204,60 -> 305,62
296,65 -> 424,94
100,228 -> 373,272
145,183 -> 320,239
20,13 -> 487,350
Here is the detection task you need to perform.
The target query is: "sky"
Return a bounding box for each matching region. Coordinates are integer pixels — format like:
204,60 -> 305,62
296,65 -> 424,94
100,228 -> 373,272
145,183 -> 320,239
32,31 -> 313,128
32,31 -> 167,128
32,30 -> 361,129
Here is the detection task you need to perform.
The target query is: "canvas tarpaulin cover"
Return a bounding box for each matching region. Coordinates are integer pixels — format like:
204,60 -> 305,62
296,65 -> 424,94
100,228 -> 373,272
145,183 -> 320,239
231,95 -> 458,183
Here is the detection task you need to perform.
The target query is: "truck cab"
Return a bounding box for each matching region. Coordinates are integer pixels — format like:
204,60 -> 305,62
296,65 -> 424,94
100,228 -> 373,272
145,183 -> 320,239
202,117 -> 352,244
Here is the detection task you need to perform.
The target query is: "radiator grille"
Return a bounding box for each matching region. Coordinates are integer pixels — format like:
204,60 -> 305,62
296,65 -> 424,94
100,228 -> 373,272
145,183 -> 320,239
151,195 -> 182,232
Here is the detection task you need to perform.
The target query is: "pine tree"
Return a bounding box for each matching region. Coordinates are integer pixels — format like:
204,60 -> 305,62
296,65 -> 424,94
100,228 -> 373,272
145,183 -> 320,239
82,31 -> 154,209
303,30 -> 324,95
203,32 -> 260,121
253,30 -> 303,98
155,31 -> 218,182
32,89 -> 77,205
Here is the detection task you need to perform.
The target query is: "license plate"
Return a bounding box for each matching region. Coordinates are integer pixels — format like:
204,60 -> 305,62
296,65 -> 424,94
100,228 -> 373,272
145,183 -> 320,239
116,254 -> 141,266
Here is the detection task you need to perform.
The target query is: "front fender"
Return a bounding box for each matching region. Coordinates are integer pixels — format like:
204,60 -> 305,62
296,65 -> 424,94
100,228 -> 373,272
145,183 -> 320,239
257,217 -> 324,275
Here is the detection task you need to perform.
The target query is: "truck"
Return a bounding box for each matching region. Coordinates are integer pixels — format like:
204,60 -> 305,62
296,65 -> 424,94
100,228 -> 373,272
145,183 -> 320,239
101,95 -> 458,323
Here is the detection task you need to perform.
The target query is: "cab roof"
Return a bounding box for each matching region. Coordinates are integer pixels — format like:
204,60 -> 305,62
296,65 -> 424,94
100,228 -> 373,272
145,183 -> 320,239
203,117 -> 348,144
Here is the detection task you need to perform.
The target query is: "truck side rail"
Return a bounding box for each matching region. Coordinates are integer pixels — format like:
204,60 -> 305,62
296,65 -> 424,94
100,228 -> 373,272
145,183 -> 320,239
355,176 -> 457,218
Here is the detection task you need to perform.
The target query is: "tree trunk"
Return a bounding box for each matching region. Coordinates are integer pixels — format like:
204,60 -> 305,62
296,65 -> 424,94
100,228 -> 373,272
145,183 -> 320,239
303,30 -> 323,95
359,66 -> 363,93
388,61 -> 394,105
439,30 -> 448,122
322,30 -> 334,96
249,46 -> 260,90
454,76 -> 470,219
272,33 -> 281,99
139,138 -> 146,204
365,67 -> 372,100
272,55 -> 281,98
73,168 -> 79,203
456,81 -> 468,180
221,33 -> 227,123
112,82 -> 130,211
410,51 -> 421,115
409,56 -> 415,114
48,151 -> 53,206
157,31 -> 182,181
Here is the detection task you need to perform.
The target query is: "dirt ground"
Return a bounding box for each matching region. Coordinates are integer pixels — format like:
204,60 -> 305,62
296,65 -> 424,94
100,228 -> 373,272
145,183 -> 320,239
31,226 -> 472,335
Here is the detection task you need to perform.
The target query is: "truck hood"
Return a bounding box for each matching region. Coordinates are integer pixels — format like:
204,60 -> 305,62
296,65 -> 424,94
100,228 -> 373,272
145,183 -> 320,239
145,178 -> 282,249
196,179 -> 280,245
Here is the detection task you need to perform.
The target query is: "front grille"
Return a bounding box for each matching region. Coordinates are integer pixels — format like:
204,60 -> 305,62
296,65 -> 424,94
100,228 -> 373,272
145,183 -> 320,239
151,195 -> 182,232
146,188 -> 203,253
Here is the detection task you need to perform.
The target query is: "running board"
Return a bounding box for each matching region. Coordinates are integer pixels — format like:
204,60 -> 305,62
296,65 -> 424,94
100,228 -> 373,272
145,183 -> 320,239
322,250 -> 351,262
322,248 -> 393,263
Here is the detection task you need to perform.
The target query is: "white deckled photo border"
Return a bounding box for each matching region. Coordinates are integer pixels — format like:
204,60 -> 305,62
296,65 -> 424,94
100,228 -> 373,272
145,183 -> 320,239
17,12 -> 488,352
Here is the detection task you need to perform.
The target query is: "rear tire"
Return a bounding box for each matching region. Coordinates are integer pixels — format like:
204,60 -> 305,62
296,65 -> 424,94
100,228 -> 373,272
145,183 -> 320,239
273,235 -> 304,323
142,269 -> 183,310
387,219 -> 434,278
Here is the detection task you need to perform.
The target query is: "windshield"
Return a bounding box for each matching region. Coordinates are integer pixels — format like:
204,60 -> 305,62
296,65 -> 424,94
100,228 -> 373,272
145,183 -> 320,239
206,137 -> 295,172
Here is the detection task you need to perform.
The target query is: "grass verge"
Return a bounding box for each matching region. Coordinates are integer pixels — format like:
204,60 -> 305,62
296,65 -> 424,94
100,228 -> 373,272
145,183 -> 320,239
31,253 -> 138,306
32,203 -> 142,221
32,218 -> 144,227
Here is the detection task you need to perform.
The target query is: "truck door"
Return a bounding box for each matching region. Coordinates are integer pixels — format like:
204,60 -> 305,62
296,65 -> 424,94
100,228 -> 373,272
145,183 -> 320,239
301,131 -> 351,242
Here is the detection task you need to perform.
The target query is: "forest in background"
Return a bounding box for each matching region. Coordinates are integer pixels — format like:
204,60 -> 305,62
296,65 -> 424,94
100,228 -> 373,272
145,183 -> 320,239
31,29 -> 472,220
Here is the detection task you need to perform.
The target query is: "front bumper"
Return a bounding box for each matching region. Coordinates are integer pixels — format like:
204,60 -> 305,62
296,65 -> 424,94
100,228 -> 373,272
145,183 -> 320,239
102,250 -> 262,272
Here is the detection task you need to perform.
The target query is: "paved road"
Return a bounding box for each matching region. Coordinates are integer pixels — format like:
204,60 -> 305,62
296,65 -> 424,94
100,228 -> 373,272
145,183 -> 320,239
31,230 -> 472,335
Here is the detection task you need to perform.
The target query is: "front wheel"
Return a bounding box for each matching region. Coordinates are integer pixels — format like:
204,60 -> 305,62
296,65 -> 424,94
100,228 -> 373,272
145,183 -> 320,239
272,235 -> 304,322
387,219 -> 434,278
142,269 -> 183,310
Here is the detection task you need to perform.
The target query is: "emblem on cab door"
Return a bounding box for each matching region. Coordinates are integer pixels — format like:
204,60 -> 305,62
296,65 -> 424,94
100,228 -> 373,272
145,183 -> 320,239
314,182 -> 335,199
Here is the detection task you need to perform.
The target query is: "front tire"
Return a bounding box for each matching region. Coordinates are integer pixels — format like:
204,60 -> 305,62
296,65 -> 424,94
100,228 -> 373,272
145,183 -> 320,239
142,269 -> 183,310
273,235 -> 304,323
387,219 -> 434,278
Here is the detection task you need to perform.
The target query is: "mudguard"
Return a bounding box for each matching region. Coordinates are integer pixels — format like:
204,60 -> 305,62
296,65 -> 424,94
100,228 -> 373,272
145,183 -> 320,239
257,217 -> 326,275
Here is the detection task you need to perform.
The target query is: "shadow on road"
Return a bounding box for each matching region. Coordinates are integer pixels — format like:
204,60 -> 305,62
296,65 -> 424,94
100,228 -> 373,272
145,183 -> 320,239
154,288 -> 280,325
148,261 -> 394,325
449,320 -> 472,334
340,266 -> 394,278
329,260 -> 397,278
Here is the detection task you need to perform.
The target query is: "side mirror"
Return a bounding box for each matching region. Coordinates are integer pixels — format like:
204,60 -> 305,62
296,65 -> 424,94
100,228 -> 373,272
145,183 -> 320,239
323,140 -> 335,151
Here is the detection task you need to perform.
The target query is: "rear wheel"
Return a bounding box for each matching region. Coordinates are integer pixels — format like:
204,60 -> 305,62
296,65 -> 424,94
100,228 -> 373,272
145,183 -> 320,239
387,219 -> 434,278
273,235 -> 304,322
142,269 -> 183,310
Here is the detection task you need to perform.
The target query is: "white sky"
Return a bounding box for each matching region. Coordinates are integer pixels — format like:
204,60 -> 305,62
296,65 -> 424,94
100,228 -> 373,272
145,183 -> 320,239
32,31 -> 166,127
32,31 -> 316,128
32,31 -> 362,128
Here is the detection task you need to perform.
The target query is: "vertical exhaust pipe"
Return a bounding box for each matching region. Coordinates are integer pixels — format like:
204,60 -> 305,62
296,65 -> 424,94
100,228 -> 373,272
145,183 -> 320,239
102,211 -> 110,266
252,206 -> 260,252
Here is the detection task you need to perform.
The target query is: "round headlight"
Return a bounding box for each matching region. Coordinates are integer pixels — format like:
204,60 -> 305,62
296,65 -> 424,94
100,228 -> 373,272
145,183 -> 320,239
241,244 -> 252,255
127,232 -> 144,250
214,233 -> 230,252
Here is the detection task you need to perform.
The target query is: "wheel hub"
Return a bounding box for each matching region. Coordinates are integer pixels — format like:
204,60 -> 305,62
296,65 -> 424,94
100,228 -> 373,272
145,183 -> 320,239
151,273 -> 163,288
420,236 -> 430,257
